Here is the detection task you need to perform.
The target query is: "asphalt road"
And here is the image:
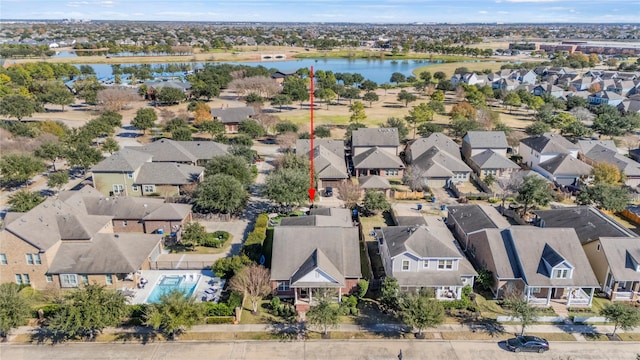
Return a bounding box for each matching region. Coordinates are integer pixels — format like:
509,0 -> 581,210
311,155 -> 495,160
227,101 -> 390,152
1,340 -> 638,360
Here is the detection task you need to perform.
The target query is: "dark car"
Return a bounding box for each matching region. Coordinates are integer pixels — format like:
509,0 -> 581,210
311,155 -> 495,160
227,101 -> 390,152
505,336 -> 549,353
325,187 -> 333,197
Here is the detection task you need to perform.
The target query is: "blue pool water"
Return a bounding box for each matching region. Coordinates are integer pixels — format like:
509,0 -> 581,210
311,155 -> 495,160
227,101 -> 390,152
145,275 -> 200,303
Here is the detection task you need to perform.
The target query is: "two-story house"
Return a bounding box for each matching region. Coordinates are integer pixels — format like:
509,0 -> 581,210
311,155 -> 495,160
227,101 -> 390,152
519,133 -> 578,171
583,237 -> 640,302
376,217 -> 476,300
461,131 -> 519,180
351,128 -> 404,179
577,139 -> 640,188
296,139 -> 349,189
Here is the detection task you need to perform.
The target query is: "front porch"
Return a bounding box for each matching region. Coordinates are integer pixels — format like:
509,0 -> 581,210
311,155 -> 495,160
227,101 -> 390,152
293,287 -> 343,312
525,286 -> 595,307
604,281 -> 640,302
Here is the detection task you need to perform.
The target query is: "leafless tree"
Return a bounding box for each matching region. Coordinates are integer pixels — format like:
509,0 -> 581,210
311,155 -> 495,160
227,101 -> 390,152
569,107 -> 596,124
403,165 -> 428,191
253,110 -> 279,134
276,132 -> 298,152
336,181 -> 362,209
229,264 -> 271,314
170,45 -> 193,55
229,76 -> 281,98
96,87 -> 138,112
496,171 -> 527,212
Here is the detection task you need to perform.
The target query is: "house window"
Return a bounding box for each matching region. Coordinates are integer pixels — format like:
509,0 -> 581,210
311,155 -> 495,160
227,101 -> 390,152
423,260 -> 429,269
402,260 -> 410,271
105,274 -> 113,285
0,254 -> 6,265
81,274 -> 89,286
484,169 -> 497,176
46,275 -> 53,283
26,254 -> 33,265
132,185 -> 138,192
438,260 -> 454,270
60,274 -> 79,288
277,281 -> 290,291
143,185 -> 155,193
127,172 -> 134,179
531,287 -> 541,294
453,172 -> 466,180
553,269 -> 569,279
596,243 -> 601,251
122,220 -> 128,226
385,169 -> 399,176
113,184 -> 124,194
15,274 -> 22,284
23,274 -> 30,285
34,254 -> 41,265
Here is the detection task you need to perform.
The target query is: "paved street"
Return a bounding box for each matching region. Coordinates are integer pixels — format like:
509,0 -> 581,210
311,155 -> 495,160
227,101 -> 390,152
2,339 -> 638,360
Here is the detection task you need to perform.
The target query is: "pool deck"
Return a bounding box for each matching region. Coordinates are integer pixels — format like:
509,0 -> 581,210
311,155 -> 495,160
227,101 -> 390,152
124,270 -> 220,304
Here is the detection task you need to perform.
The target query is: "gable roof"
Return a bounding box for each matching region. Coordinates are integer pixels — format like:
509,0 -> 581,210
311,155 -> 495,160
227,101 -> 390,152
538,153 -> 592,177
90,148 -> 151,172
210,107 -> 255,124
290,248 -> 345,287
447,204 -> 510,236
468,228 -> 520,279
359,175 -> 391,189
598,237 -> 640,281
135,162 -> 204,185
411,146 -> 471,176
463,131 -> 508,149
471,150 -> 520,170
296,139 -> 345,158
533,206 -> 635,244
520,133 -> 577,154
577,139 -> 617,154
128,139 -> 228,163
280,208 -> 353,227
47,233 -> 161,274
351,128 -> 399,147
353,147 -> 404,169
407,133 -> 460,161
270,226 -> 361,282
582,145 -> 640,177
313,145 -> 349,180
380,225 -> 460,259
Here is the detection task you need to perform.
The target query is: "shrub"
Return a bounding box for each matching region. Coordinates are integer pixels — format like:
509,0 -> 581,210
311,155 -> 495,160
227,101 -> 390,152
271,296 -> 281,310
37,304 -> 60,319
205,316 -> 235,324
487,198 -> 499,204
204,302 -> 234,316
357,279 -> 369,298
227,291 -> 243,310
255,213 -> 269,228
128,304 -> 147,319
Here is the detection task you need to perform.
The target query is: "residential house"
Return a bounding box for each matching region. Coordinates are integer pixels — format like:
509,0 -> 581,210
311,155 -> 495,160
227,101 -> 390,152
0,194 -> 163,290
404,133 -> 460,165
144,80 -> 191,100
514,69 -> 537,85
296,139 -> 348,189
571,77 -> 597,91
129,139 -> 229,166
451,72 -> 486,87
210,106 -> 255,133
537,153 -> 593,186
467,226 -> 599,307
492,78 -> 519,91
279,208 -> 353,228
468,149 -> 520,180
607,80 -> 637,96
532,206 -> 636,245
532,83 -> 564,98
461,131 -> 509,159
446,204 -> 510,251
271,69 -> 297,84
618,98 -> 640,115
583,237 -> 640,302
351,128 -> 400,156
588,91 -> 625,107
358,175 -> 391,197
353,147 -> 405,179
577,139 -> 640,187
409,146 -> 472,188
270,225 -> 361,313
519,133 -> 578,170
376,217 -> 477,300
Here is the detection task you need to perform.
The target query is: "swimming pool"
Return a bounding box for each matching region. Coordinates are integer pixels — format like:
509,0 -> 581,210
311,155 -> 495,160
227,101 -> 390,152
145,275 -> 200,303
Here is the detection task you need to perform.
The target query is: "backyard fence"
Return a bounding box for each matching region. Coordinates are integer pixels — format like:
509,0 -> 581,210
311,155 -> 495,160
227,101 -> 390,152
390,190 -> 426,200
150,261 -> 211,270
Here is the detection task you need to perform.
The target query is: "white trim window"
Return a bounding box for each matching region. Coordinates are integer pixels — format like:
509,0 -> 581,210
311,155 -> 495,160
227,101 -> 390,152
34,254 -> 41,265
105,274 -> 113,285
81,274 -> 89,286
15,274 -> 23,284
402,260 -> 410,271
438,260 -> 454,270
26,254 -> 33,265
113,184 -> 124,194
0,253 -> 7,265
22,274 -> 30,285
143,185 -> 155,193
277,281 -> 290,291
127,172 -> 134,179
60,274 -> 79,288
423,260 -> 429,269
553,268 -> 570,279
132,185 -> 139,192
385,169 -> 399,176
46,275 -> 53,283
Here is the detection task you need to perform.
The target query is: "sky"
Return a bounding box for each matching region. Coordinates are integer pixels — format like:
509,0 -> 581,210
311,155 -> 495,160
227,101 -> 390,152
1,0 -> 640,23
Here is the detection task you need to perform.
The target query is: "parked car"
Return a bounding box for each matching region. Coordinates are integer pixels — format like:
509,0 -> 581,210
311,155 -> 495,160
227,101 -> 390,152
505,336 -> 549,353
325,187 -> 333,197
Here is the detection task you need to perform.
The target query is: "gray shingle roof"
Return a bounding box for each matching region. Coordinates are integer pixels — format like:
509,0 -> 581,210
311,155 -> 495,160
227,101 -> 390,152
128,139 -> 228,163
352,128 -> 399,147
135,162 -> 204,185
91,148 -> 151,172
381,225 -> 460,259
577,139 -> 617,154
313,145 -> 349,180
290,248 -> 345,287
210,107 -> 255,124
471,150 -> 520,170
280,208 -> 353,227
533,206 -> 635,244
359,175 -> 391,189
406,134 -> 460,162
468,228 -> 519,279
270,226 -> 361,282
520,133 -> 577,154
353,147 -> 404,169
463,131 -> 508,149
412,146 -> 471,176
583,145 -> 640,177
598,237 -> 640,282
296,139 -> 345,158
538,154 -> 592,176
447,204 -> 510,236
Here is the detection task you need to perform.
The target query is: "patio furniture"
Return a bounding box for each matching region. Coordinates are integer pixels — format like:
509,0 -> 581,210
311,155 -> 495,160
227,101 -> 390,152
204,287 -> 218,295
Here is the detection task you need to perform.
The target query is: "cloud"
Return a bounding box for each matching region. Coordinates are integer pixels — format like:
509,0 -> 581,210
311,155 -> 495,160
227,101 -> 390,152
503,0 -> 558,2
479,10 -> 488,14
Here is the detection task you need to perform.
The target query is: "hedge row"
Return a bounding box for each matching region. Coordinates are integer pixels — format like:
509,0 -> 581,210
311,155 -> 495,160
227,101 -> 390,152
242,213 -> 269,261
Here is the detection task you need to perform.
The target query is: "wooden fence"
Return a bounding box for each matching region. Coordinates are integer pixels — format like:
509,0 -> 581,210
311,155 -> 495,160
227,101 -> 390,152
150,261 -> 211,270
390,190 -> 426,200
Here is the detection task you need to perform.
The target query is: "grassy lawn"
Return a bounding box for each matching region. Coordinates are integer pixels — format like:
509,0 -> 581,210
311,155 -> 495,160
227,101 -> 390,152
441,331 -> 512,341
359,237 -> 373,280
584,332 -> 610,341
356,299 -> 403,327
528,332 -> 576,341
412,61 -> 504,78
474,293 -> 509,319
569,296 -> 611,319
166,243 -> 230,255
617,333 -> 640,341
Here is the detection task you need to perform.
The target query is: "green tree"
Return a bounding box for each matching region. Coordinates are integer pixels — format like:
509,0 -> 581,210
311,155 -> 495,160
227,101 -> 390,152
194,174 -> 248,215
383,117 -> 409,141
180,222 -> 208,247
362,91 -> 379,107
316,88 -> 337,109
47,171 -> 69,193
390,72 -> 406,84
380,83 -> 393,95
0,154 -> 46,185
171,127 -> 192,141
450,117 -> 481,138
592,162 -> 624,185
400,293 -> 445,337
238,119 -> 266,138
144,289 -> 204,340
205,155 -> 253,186
35,142 -> 65,171
363,190 -> 390,215
44,85 -> 74,111
561,120 -> 592,140
433,71 -> 446,82
200,120 -> 225,139
271,94 -> 292,112
360,79 -> 378,92
0,94 -> 36,121
306,291 -> 340,335
212,254 -> 253,279
576,183 -> 630,212
349,101 -> 367,124
229,264 -> 271,313
314,126 -> 331,138
156,87 -> 185,105
380,277 -> 399,311
430,90 -> 445,102
48,284 -> 127,341
503,92 -> 521,113
516,175 -> 553,215
131,107 -> 157,134
525,121 -> 551,135
599,302 -> 640,336
101,137 -> 120,154
281,77 -> 308,106
65,142 -> 103,174
0,283 -> 32,338
504,295 -> 538,336
417,122 -> 443,137
8,190 -> 44,212
397,90 -> 417,107
264,167 -> 310,207
357,279 -> 369,299
275,121 -> 299,134
406,103 -> 434,139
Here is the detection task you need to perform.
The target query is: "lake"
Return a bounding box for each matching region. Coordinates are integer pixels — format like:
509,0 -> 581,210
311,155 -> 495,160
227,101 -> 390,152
75,58 -> 440,84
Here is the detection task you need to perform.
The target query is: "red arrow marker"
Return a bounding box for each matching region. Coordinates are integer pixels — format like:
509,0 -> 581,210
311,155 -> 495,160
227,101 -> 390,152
308,66 -> 315,203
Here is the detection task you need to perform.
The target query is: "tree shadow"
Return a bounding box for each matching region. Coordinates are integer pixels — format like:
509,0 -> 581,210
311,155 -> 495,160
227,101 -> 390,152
470,318 -> 507,337
30,327 -> 68,345
355,300 -> 407,338
113,329 -> 159,344
267,317 -> 305,342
